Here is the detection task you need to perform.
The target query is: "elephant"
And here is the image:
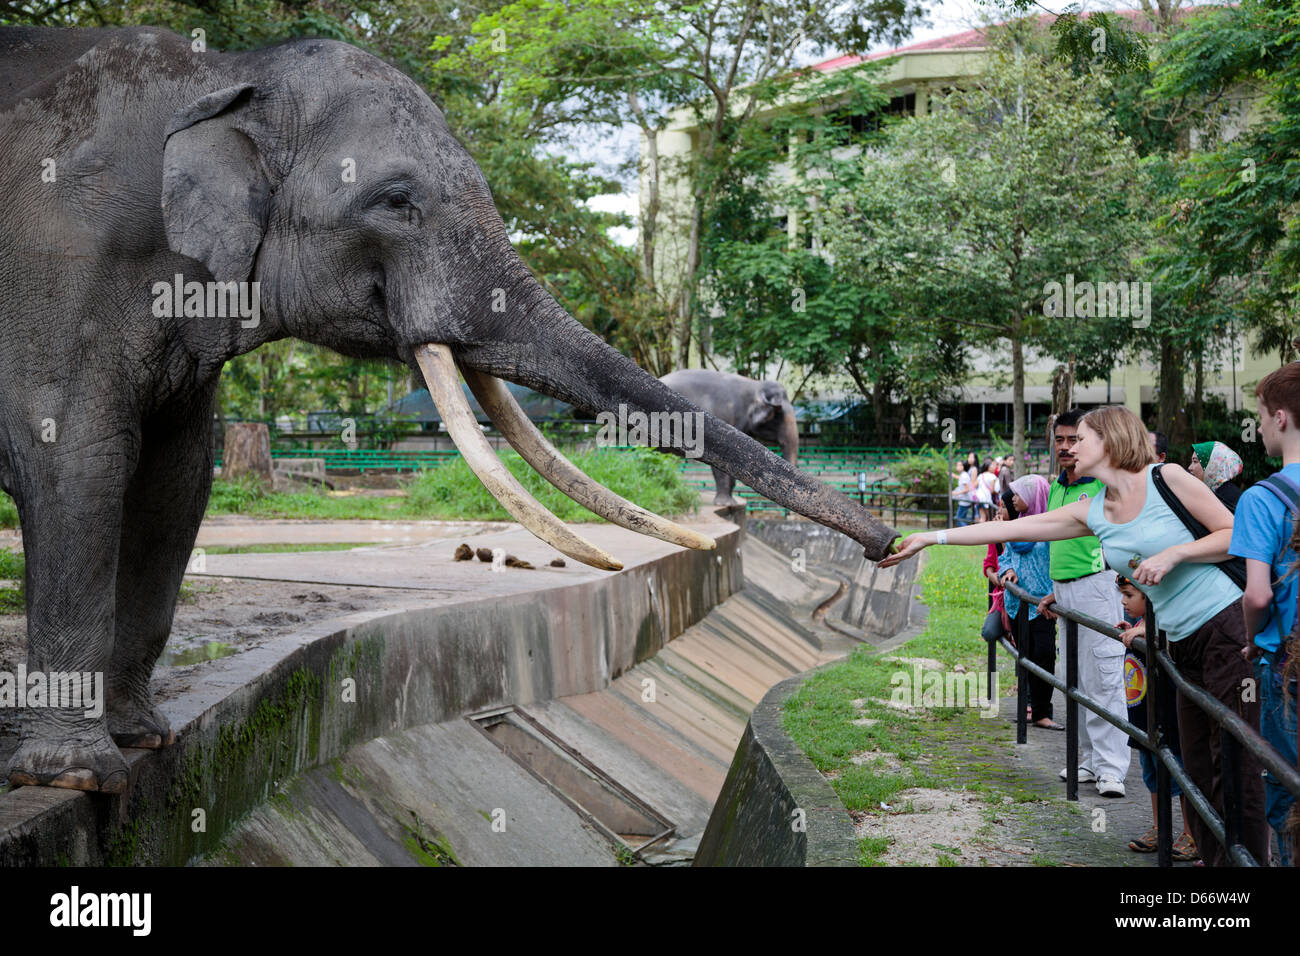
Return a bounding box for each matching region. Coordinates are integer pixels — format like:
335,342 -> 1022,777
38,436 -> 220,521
658,370 -> 799,506
0,25 -> 897,794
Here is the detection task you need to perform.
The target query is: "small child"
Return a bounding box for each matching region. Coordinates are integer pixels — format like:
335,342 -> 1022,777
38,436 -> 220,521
1116,575 -> 1198,862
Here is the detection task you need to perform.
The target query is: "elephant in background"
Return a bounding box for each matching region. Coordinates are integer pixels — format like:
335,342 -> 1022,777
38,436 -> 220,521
659,370 -> 799,506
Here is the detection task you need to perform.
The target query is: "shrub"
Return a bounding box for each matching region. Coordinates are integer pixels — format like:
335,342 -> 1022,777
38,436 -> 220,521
888,445 -> 953,508
0,547 -> 25,613
0,493 -> 17,530
206,474 -> 272,513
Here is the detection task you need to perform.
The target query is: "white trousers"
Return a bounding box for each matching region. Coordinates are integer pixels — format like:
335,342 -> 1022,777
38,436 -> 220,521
1053,572 -> 1131,782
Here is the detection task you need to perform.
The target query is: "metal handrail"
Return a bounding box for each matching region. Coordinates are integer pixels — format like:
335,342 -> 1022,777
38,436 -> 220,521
993,577 -> 1299,868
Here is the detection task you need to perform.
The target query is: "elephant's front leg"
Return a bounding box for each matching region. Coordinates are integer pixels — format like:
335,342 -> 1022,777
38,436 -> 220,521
107,399 -> 215,750
711,467 -> 740,507
6,440 -> 136,793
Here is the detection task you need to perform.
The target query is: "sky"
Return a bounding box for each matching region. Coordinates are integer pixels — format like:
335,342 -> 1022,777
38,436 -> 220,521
562,0 -> 1107,246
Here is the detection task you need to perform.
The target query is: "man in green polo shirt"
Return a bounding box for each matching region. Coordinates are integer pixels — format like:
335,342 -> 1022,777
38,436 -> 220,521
1038,409 -> 1131,797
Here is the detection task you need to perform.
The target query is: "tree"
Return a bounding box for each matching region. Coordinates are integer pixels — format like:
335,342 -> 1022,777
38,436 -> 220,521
697,65 -> 967,438
1146,0 -> 1300,365
821,25 -> 1147,465
432,0 -> 927,371
1047,2 -> 1258,443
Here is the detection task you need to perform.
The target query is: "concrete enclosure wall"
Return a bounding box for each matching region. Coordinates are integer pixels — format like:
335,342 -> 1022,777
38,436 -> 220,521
694,673 -> 857,866
696,519 -> 930,866
0,526 -> 742,866
747,518 -> 922,640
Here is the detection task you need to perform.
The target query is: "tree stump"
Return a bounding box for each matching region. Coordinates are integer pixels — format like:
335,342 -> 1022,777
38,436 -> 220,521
223,423 -> 272,485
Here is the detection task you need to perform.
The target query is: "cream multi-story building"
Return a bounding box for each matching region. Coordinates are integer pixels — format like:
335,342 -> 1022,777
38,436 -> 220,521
640,11 -> 1287,435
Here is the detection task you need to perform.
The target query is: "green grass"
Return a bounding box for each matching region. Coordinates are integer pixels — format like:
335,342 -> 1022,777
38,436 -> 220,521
207,447 -> 700,522
208,478 -> 409,519
0,494 -> 16,530
783,541 -> 1042,865
0,547 -> 24,613
0,547 -> 23,580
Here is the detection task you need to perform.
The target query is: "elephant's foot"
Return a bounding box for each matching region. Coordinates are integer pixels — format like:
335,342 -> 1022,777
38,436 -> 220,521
108,695 -> 176,750
7,728 -> 129,794
713,494 -> 741,508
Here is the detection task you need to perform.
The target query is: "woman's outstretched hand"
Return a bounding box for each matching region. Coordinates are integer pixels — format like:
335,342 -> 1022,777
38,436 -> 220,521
879,533 -> 929,568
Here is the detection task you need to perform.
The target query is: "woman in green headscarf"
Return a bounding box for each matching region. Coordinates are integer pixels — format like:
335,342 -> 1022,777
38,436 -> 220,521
1188,440 -> 1244,512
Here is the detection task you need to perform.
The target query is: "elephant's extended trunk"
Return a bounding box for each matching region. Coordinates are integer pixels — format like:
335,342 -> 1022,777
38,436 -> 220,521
434,293 -> 899,563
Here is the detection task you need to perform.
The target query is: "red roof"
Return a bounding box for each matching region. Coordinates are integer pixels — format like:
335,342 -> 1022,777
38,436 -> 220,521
811,5 -> 1216,73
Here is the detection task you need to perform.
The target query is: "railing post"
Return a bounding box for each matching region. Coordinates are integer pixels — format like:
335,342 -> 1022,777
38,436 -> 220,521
1066,617 -> 1079,802
1017,599 -> 1028,745
986,633 -> 996,704
1147,598 -> 1173,867
1221,729 -> 1244,863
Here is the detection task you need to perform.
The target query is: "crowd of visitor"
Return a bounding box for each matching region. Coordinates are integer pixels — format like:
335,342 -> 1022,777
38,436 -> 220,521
910,363 -> 1300,866
953,454 -> 1015,526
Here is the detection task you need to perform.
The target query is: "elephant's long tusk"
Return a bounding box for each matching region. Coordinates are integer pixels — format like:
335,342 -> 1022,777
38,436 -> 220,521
414,343 -> 623,571
459,365 -> 716,552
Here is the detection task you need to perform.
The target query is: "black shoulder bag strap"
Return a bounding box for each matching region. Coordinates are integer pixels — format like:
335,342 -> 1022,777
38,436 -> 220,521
1150,464 -> 1247,591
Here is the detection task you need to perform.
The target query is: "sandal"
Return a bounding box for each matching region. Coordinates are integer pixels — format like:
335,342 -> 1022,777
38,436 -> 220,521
1172,832 -> 1199,862
1128,826 -> 1158,853
1033,718 -> 1065,731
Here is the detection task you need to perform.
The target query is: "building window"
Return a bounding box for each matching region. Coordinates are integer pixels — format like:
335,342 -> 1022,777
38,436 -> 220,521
831,93 -> 917,136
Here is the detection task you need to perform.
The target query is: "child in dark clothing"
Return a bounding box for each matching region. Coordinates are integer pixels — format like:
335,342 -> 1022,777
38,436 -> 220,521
1117,575 -> 1198,861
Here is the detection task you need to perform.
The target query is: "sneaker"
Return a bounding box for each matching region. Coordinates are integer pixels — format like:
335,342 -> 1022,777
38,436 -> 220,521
1172,832 -> 1199,862
1096,777 -> 1126,798
1128,825 -> 1158,853
1059,767 -> 1097,783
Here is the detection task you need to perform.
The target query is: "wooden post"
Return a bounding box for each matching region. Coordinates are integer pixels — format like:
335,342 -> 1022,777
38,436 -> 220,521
222,423 -> 272,484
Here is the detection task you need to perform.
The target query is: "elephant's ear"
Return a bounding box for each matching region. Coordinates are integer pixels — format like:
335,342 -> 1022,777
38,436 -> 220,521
747,383 -> 785,430
759,382 -> 787,408
161,84 -> 271,284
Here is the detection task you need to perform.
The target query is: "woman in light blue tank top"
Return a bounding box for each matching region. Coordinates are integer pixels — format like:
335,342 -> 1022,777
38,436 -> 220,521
1087,466 -> 1241,640
881,405 -> 1266,866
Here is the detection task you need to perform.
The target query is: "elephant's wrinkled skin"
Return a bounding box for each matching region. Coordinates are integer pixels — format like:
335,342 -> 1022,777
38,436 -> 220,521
659,369 -> 800,506
0,26 -> 897,793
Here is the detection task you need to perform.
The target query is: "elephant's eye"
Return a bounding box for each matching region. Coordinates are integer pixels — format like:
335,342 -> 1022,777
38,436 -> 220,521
366,188 -> 421,230
368,186 -> 413,210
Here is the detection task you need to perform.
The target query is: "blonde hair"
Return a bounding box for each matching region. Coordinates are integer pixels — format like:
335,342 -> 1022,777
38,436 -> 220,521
1079,405 -> 1157,472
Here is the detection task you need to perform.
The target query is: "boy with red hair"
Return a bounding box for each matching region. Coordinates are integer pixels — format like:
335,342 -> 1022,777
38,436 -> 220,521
1231,362 -> 1300,865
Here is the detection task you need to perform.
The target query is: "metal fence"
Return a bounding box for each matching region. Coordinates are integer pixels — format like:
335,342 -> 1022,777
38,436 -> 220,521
991,579 -> 1300,867
728,484 -> 955,526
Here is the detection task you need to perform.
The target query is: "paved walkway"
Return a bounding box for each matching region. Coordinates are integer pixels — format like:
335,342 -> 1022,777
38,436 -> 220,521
196,516 -> 515,547
988,679 -> 1194,866
0,517 -> 516,551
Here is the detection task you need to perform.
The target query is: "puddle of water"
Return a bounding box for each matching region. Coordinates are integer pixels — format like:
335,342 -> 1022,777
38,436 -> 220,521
159,640 -> 238,666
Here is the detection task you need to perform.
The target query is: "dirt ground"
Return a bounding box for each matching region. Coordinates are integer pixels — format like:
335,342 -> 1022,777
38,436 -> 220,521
852,783 -> 1040,866
0,575 -> 435,762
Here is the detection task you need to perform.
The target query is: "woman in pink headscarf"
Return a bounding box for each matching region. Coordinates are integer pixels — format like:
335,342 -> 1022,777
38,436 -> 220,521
997,474 -> 1059,728
1010,474 -> 1051,517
